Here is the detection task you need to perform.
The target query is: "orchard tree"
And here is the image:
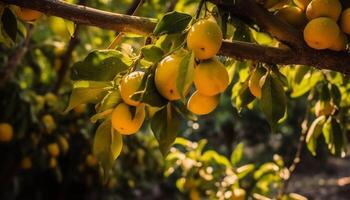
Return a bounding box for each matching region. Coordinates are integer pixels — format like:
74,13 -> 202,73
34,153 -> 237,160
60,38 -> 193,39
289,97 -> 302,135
1,0 -> 350,199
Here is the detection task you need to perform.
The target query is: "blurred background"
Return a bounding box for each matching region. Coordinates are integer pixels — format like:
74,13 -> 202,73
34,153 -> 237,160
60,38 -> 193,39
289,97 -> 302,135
0,0 -> 350,199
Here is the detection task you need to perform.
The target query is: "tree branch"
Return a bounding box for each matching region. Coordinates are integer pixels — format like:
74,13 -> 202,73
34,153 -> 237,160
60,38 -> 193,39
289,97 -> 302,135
209,0 -> 304,48
1,0 -> 155,35
2,0 -> 350,75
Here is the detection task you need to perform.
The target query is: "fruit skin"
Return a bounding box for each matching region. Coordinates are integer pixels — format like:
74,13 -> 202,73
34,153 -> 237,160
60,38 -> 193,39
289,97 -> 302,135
155,54 -> 192,101
111,103 -> 145,135
187,91 -> 219,115
49,158 -> 57,168
315,100 -> 335,116
248,67 -> 266,99
14,6 -> 42,22
293,0 -> 311,10
231,188 -> 246,200
21,157 -> 32,170
47,143 -> 60,157
329,31 -> 348,51
306,0 -> 342,21
187,19 -> 223,60
303,17 -> 340,50
340,8 -> 350,34
119,71 -> 145,106
0,123 -> 13,142
194,58 -> 229,96
42,114 -> 56,133
275,6 -> 307,28
86,154 -> 98,167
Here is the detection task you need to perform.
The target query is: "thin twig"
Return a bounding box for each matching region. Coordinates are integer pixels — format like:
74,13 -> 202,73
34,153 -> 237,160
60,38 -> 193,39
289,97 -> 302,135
0,24 -> 33,88
195,0 -> 206,19
52,0 -> 86,94
278,92 -> 314,198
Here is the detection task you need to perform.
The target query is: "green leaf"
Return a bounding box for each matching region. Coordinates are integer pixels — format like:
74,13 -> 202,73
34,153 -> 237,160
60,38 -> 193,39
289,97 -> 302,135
97,90 -> 122,113
141,45 -> 164,63
231,17 -> 252,42
236,164 -> 255,179
176,51 -> 194,100
151,103 -> 182,156
131,71 -> 168,107
91,90 -> 121,123
64,81 -> 112,112
201,150 -> 232,167
328,118 -> 347,157
70,50 -> 132,81
64,19 -> 75,37
291,70 -> 322,98
254,162 -> 279,180
231,81 -> 255,112
231,142 -> 244,166
93,120 -> 123,182
260,73 -> 287,130
322,117 -> 333,146
330,84 -> 341,106
153,11 -> 192,36
1,7 -> 17,42
306,116 -> 326,156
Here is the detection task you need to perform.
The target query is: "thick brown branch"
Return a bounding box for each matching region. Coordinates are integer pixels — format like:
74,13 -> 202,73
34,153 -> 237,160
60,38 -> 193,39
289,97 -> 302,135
209,0 -> 304,48
1,0 -> 155,35
2,0 -> 350,75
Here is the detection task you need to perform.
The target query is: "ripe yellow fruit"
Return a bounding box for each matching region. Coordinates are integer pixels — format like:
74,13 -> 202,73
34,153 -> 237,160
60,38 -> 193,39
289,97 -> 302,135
275,6 -> 307,28
249,68 -> 266,99
47,143 -> 60,157
21,157 -> 32,170
194,58 -> 229,96
14,6 -> 42,22
329,31 -> 348,51
74,104 -> 86,115
303,17 -> 340,49
45,92 -> 58,107
119,71 -> 145,106
58,136 -> 69,154
315,101 -> 335,116
231,188 -> 246,200
86,154 -> 98,167
155,54 -> 192,100
111,103 -> 145,135
187,19 -> 223,60
340,8 -> 350,34
187,91 -> 219,115
293,0 -> 311,10
189,188 -> 200,200
306,0 -> 342,21
0,123 -> 13,142
42,114 -> 56,133
49,158 -> 57,168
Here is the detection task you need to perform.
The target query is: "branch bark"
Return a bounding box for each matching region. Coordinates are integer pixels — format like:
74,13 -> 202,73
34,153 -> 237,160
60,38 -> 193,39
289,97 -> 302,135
1,0 -> 155,35
2,0 -> 350,75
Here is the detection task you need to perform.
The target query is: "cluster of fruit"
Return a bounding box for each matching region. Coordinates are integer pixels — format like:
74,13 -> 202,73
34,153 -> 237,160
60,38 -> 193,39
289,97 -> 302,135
112,19 -> 229,135
272,0 -> 350,51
